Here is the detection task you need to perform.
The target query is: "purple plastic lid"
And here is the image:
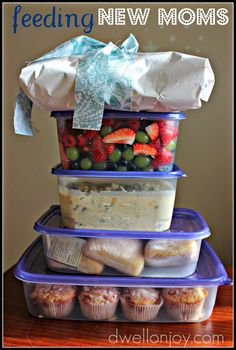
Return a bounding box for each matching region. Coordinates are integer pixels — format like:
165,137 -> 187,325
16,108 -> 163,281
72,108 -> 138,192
34,205 -> 211,240
14,237 -> 232,286
51,110 -> 186,120
51,163 -> 186,178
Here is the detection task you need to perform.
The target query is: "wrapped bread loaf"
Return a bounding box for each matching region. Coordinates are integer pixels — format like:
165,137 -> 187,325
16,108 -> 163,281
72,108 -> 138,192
83,238 -> 145,276
14,34 -> 215,135
19,51 -> 214,113
47,255 -> 104,275
144,239 -> 198,267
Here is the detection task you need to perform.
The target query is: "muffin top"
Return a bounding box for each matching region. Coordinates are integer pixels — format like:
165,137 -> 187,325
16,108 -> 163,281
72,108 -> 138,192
162,287 -> 208,304
31,284 -> 77,303
80,286 -> 119,305
122,288 -> 162,306
145,239 -> 198,258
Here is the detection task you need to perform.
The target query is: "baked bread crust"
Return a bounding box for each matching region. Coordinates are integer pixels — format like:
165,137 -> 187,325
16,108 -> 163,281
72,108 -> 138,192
83,238 -> 144,276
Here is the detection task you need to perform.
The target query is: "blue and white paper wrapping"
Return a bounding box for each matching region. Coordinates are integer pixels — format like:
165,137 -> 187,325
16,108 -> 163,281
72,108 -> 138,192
14,34 -> 215,136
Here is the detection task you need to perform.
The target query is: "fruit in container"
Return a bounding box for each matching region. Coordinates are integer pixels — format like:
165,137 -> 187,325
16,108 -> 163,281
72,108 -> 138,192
134,156 -> 151,169
80,158 -> 92,170
133,144 -> 157,157
102,128 -> 135,145
100,126 -> 113,137
93,161 -> 107,170
108,148 -> 122,163
151,148 -> 173,168
76,134 -> 88,147
58,116 -> 178,171
66,147 -> 79,161
122,147 -> 134,161
166,138 -> 177,151
126,120 -> 141,132
135,131 -> 150,144
63,135 -> 76,147
145,122 -> 159,141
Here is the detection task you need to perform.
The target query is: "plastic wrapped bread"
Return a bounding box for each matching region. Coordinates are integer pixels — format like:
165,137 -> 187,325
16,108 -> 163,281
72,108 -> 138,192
47,255 -> 105,275
19,51 -> 214,113
14,34 -> 215,135
144,239 -> 198,267
83,238 -> 145,276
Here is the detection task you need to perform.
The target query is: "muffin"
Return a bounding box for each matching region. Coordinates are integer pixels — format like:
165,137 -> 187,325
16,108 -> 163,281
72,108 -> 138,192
121,287 -> 163,321
79,286 -> 119,320
30,284 -> 77,318
144,239 -> 198,267
162,287 -> 208,321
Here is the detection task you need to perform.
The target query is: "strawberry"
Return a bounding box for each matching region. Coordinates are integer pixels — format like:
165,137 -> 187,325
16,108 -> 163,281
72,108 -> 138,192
113,120 -> 124,130
84,130 -> 98,140
77,134 -> 88,147
133,143 -> 157,157
104,143 -> 115,155
102,118 -> 114,126
80,145 -> 91,154
151,148 -> 172,168
59,142 -> 71,169
159,121 -> 179,135
102,128 -> 135,145
159,128 -> 177,147
150,138 -> 162,150
158,120 -> 168,129
62,160 -> 71,169
171,127 -> 179,137
145,122 -> 159,141
82,146 -> 90,153
90,135 -> 107,162
126,120 -> 141,132
62,135 -> 76,147
91,149 -> 107,162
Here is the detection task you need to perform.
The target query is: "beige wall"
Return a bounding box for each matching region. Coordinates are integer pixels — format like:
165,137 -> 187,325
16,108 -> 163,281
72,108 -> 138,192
3,3 -> 233,271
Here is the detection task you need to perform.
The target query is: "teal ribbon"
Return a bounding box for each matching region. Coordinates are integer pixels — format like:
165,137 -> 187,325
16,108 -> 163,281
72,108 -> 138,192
14,34 -> 139,135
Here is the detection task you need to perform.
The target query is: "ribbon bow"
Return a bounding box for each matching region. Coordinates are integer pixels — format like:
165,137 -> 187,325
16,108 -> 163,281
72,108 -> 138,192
14,34 -> 139,135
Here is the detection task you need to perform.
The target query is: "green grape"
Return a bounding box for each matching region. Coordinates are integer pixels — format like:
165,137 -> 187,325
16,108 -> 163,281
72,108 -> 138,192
135,131 -> 150,144
80,158 -> 92,170
93,162 -> 107,170
100,126 -> 113,137
122,147 -> 134,161
66,147 -> 79,161
166,138 -> 177,151
134,156 -> 151,168
108,148 -> 122,162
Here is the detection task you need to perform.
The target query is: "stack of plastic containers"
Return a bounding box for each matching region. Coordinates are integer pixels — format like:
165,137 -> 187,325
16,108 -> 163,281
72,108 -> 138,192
15,110 -> 231,323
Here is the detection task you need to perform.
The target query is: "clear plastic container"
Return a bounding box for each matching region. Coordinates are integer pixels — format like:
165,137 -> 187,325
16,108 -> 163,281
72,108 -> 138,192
14,237 -> 232,322
51,164 -> 185,232
52,110 -> 185,172
34,205 -> 211,278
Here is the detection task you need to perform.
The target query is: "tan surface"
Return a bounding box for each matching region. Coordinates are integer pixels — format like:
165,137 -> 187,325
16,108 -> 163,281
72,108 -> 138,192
3,3 -> 233,270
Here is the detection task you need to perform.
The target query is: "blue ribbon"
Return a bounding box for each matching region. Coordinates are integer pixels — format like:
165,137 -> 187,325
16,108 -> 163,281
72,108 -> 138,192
14,34 -> 139,135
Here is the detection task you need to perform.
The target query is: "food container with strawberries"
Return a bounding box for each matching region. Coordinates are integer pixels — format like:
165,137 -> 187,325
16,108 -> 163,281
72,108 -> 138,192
52,111 -> 185,172
51,164 -> 185,232
34,205 -> 211,278
14,237 -> 231,322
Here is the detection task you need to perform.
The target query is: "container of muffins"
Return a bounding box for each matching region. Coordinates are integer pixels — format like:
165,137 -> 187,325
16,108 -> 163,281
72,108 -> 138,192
51,164 -> 185,232
52,110 -> 186,172
34,205 -> 211,278
14,237 -> 231,322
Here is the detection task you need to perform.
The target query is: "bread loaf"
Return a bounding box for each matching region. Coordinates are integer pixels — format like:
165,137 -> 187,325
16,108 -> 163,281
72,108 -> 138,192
47,254 -> 104,274
83,238 -> 144,276
144,239 -> 198,267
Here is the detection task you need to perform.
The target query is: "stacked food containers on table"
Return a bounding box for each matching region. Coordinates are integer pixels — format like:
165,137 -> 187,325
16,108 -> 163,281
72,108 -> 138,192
14,110 -> 231,323
13,32 -> 230,323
